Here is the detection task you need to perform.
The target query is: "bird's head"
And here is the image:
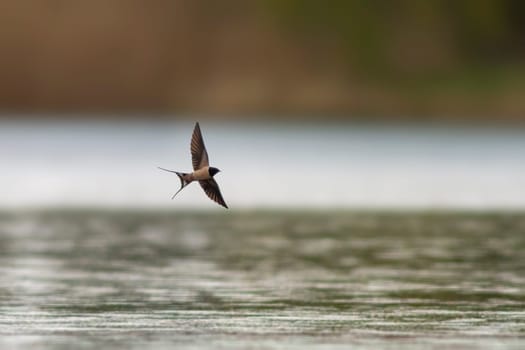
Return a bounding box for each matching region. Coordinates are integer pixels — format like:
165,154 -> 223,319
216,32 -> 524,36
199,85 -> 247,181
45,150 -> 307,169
209,167 -> 221,177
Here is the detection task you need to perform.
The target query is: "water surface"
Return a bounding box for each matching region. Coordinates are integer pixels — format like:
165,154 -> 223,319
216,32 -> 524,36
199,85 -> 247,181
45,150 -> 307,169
2,121 -> 525,209
0,211 -> 524,349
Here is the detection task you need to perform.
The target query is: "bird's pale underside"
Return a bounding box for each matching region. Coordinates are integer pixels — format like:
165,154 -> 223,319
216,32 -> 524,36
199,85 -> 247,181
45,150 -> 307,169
159,122 -> 228,208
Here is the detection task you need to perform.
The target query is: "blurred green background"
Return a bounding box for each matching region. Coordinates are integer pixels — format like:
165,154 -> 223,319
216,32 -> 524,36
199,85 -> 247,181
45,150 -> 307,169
1,0 -> 525,120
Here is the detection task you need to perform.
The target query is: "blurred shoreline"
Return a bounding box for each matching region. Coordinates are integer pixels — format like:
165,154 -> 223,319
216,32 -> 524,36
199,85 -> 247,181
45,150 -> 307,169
3,113 -> 525,126
2,1 -> 525,121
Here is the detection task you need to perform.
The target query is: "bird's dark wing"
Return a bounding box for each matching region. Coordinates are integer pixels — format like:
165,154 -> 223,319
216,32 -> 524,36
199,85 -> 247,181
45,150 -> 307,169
199,179 -> 228,208
191,122 -> 209,170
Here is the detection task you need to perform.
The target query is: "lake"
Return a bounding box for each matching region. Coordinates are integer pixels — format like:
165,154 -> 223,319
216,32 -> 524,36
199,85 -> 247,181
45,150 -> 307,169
1,121 -> 525,209
0,211 -> 524,349
1,121 -> 524,348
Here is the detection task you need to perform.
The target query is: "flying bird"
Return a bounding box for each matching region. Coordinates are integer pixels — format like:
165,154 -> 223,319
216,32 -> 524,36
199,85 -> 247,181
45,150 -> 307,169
158,122 -> 228,208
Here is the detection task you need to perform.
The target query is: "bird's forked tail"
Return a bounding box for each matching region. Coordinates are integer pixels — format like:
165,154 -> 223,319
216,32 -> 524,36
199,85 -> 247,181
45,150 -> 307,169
158,167 -> 190,199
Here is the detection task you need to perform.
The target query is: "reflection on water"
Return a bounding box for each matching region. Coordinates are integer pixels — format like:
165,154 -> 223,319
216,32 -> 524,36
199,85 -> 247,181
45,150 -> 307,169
0,211 -> 524,349
1,121 -> 525,209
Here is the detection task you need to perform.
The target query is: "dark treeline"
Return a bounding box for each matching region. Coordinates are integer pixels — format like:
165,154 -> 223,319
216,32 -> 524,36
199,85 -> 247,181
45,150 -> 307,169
1,0 -> 525,120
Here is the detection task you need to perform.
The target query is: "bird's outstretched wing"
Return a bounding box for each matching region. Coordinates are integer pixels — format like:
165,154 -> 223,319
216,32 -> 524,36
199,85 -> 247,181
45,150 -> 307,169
199,179 -> 228,208
191,122 -> 209,170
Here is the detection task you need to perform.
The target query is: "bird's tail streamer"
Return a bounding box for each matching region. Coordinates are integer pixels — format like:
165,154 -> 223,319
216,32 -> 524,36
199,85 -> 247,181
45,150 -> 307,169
158,167 -> 190,199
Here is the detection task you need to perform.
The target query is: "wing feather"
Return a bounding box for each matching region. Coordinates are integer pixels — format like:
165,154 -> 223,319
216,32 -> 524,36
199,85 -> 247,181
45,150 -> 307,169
191,122 -> 209,170
199,179 -> 228,208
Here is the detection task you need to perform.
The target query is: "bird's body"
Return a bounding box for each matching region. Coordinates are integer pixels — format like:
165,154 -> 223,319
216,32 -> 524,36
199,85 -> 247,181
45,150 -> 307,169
190,166 -> 214,181
159,123 -> 228,208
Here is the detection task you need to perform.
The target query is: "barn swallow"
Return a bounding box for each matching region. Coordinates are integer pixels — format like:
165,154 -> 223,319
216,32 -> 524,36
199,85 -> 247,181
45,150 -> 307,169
159,122 -> 228,208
